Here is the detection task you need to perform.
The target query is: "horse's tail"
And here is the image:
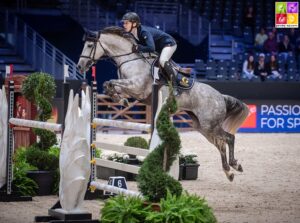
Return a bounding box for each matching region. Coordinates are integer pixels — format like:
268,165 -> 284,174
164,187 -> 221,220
222,95 -> 249,134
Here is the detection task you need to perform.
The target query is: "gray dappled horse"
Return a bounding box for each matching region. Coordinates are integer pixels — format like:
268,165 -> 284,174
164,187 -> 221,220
77,27 -> 249,181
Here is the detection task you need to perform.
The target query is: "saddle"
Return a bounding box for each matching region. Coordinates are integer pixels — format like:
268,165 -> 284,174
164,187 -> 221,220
149,57 -> 195,91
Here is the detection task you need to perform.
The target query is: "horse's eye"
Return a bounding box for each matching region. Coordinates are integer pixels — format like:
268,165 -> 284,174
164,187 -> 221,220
87,43 -> 93,48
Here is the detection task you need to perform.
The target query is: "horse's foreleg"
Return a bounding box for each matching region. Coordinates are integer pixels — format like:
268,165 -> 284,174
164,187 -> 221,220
226,133 -> 243,172
103,80 -> 131,104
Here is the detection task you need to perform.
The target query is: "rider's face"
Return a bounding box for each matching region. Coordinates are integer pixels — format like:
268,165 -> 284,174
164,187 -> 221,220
123,20 -> 136,32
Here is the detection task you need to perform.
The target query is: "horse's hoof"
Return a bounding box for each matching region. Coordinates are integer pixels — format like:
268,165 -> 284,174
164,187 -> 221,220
119,98 -> 129,107
226,172 -> 234,182
237,164 -> 243,172
231,164 -> 243,172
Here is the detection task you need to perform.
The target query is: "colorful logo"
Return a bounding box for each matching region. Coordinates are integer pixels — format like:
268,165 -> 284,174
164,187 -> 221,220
240,105 -> 257,128
276,2 -> 298,28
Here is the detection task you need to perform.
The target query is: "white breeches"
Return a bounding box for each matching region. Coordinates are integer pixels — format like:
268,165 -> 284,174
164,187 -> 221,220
159,44 -> 177,67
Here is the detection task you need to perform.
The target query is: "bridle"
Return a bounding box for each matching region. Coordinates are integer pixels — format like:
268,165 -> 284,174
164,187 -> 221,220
80,31 -> 152,71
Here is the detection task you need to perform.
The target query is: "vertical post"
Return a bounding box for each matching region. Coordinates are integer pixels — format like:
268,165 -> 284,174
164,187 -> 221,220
62,64 -> 70,132
151,83 -> 159,133
62,82 -> 70,132
6,80 -> 14,194
90,81 -> 97,182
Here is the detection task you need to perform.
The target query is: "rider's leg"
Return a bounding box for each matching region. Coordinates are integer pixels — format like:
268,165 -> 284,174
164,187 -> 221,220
159,45 -> 177,93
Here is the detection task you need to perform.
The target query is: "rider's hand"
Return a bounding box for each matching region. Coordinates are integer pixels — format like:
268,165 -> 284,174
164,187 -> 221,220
132,44 -> 139,53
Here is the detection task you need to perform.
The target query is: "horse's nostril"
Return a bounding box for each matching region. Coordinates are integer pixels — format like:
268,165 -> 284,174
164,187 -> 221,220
77,64 -> 82,70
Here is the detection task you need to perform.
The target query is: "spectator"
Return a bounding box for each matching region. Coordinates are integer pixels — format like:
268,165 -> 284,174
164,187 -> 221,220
264,32 -> 278,54
267,54 -> 282,79
244,5 -> 255,32
255,27 -> 268,52
242,54 -> 255,79
278,35 -> 293,62
271,27 -> 280,43
287,28 -> 298,50
255,53 -> 269,81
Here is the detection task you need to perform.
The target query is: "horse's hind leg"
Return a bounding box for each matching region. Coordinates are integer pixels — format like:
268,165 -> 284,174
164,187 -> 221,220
205,129 -> 234,181
225,132 -> 243,172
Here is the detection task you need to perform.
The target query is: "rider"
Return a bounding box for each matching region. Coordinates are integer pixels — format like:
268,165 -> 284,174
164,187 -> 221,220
122,12 -> 178,89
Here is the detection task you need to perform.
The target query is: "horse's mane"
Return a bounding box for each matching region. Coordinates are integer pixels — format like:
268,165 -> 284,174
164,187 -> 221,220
101,26 -> 136,44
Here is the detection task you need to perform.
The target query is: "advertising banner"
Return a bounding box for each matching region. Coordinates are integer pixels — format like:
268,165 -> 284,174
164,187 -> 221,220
239,101 -> 300,133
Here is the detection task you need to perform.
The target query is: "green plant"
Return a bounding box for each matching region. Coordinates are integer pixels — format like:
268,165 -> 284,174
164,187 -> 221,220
20,72 -> 58,195
22,72 -> 57,151
25,146 -> 59,171
145,191 -> 217,223
124,136 -> 148,149
124,136 -> 148,159
179,154 -> 198,165
101,195 -> 150,223
137,86 -> 183,202
100,192 -> 217,223
12,148 -> 38,196
95,148 -> 102,158
49,145 -> 60,158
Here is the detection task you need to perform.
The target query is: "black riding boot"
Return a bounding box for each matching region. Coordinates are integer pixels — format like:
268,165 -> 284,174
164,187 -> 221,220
164,62 -> 178,95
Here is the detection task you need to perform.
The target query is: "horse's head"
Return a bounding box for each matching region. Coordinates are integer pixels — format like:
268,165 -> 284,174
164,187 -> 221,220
77,27 -> 137,74
77,30 -> 104,74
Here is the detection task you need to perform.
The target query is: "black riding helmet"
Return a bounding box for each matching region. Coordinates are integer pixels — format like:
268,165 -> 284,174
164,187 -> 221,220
122,12 -> 141,26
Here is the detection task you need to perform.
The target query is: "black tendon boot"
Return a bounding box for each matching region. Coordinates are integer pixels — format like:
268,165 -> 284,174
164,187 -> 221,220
164,61 -> 178,96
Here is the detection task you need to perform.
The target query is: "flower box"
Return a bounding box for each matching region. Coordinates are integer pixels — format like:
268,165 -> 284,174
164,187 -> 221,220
183,163 -> 200,180
179,154 -> 200,180
27,170 -> 55,196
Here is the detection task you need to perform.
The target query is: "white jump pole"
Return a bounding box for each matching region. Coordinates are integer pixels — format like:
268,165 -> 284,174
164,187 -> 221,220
9,118 -> 62,132
90,181 -> 142,197
93,118 -> 151,132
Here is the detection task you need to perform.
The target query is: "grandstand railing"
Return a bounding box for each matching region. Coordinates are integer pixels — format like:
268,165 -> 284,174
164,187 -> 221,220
1,10 -> 82,79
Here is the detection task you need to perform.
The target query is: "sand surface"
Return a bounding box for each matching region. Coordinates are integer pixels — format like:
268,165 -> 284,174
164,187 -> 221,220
1,132 -> 300,223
